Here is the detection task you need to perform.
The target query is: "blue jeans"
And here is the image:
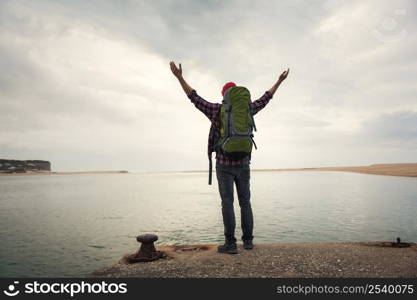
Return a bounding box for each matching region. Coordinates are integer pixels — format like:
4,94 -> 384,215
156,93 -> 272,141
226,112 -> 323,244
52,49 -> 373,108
216,161 -> 254,244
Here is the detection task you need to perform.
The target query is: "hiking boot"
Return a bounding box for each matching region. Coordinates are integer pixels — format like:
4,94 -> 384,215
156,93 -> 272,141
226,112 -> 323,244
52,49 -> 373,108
243,240 -> 254,250
217,242 -> 238,254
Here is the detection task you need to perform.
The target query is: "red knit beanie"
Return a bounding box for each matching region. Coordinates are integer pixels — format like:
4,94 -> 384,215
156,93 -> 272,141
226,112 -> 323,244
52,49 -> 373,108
221,82 -> 236,96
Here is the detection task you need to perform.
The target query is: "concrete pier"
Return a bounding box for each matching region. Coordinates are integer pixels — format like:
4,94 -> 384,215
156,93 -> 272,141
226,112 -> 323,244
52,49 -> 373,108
90,242 -> 417,278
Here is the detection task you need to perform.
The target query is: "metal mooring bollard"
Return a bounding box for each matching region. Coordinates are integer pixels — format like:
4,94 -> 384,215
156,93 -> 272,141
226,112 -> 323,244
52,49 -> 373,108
127,234 -> 165,263
393,237 -> 411,248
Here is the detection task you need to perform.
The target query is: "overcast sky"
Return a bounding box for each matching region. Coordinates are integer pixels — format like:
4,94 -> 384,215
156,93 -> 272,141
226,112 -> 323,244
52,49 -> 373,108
0,0 -> 416,172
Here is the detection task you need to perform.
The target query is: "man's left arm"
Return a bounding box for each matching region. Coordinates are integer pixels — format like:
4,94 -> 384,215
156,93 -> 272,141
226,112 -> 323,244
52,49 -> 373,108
170,61 -> 220,121
188,90 -> 220,121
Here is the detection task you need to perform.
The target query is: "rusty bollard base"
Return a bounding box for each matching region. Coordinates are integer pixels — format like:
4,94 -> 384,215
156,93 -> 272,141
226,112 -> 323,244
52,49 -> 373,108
127,234 -> 166,263
363,237 -> 414,249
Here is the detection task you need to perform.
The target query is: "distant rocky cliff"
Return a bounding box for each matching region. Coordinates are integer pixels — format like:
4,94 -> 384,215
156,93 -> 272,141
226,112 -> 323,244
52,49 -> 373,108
0,159 -> 51,173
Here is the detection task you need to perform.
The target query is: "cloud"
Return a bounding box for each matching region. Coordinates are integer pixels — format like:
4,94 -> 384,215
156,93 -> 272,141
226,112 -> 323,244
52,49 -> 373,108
361,111 -> 417,144
0,0 -> 416,171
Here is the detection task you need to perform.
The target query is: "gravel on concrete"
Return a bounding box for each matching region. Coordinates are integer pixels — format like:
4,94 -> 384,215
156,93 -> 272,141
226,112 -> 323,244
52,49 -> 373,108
89,242 -> 417,278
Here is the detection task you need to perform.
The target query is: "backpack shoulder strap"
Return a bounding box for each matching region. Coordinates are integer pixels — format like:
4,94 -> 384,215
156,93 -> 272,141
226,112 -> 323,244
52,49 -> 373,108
208,154 -> 213,185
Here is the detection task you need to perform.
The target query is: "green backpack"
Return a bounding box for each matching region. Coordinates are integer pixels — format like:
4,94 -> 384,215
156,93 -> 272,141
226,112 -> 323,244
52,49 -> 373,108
216,86 -> 257,160
209,86 -> 257,184
208,86 -> 258,185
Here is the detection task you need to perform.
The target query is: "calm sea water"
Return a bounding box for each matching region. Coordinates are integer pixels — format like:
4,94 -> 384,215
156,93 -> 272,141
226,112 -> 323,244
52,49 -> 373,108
0,171 -> 416,277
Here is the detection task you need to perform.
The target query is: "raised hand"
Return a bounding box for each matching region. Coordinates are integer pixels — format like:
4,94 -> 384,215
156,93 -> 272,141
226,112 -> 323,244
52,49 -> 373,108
267,68 -> 290,96
278,68 -> 290,82
170,61 -> 182,78
170,61 -> 193,96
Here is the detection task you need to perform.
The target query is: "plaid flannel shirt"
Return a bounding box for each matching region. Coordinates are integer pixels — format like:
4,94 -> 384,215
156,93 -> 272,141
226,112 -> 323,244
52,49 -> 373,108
188,89 -> 273,166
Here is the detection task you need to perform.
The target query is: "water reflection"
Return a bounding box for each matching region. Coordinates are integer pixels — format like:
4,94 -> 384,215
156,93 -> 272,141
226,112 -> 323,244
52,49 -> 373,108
0,171 -> 416,277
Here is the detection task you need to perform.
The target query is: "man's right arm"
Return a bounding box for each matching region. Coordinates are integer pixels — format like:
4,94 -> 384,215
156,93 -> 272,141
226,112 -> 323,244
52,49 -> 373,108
267,68 -> 290,96
250,68 -> 290,115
